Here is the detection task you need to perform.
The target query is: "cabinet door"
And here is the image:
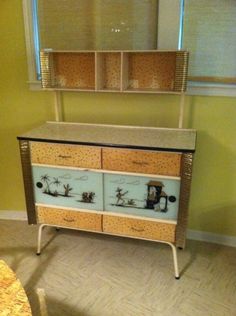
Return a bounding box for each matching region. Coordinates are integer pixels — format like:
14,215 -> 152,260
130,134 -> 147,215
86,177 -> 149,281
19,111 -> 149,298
104,173 -> 180,221
32,166 -> 103,211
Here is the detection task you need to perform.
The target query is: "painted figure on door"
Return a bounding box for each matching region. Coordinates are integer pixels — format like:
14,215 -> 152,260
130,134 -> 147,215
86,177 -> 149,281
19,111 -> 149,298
146,181 -> 168,212
116,187 -> 128,205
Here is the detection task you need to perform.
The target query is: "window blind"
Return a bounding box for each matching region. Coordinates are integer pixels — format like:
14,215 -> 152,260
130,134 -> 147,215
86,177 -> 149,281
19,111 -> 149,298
37,0 -> 158,51
183,0 -> 236,83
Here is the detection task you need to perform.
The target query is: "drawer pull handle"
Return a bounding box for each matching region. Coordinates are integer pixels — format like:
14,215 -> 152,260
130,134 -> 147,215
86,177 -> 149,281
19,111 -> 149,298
131,226 -> 145,232
132,161 -> 149,166
58,155 -> 72,159
63,218 -> 75,223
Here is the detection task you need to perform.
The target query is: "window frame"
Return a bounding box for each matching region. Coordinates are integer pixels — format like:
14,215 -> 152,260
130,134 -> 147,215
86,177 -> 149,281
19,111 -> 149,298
22,0 -> 236,96
22,0 -> 41,90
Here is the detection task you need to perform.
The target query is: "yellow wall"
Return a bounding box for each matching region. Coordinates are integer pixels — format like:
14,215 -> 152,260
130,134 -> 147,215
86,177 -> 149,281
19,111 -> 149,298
0,1 -> 235,237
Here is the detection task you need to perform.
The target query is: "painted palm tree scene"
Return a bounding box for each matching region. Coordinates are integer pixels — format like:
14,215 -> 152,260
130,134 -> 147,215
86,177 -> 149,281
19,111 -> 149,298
36,175 -> 73,197
33,166 -> 103,211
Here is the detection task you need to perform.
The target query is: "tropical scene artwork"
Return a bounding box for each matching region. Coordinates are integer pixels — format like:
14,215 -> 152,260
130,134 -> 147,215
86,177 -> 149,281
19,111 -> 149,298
32,166 -> 103,211
104,174 -> 180,220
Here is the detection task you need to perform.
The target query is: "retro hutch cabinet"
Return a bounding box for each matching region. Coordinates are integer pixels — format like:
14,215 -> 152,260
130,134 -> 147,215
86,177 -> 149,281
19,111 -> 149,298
18,120 -> 196,279
18,47 -> 196,279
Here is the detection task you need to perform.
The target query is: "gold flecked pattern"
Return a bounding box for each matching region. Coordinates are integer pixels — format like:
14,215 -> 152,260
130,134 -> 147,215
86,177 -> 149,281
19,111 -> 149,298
40,50 -> 189,93
53,53 -> 95,89
99,53 -> 121,90
103,215 -> 176,242
127,52 -> 176,90
37,206 -> 102,231
102,148 -> 181,176
30,142 -> 101,169
0,260 -> 32,315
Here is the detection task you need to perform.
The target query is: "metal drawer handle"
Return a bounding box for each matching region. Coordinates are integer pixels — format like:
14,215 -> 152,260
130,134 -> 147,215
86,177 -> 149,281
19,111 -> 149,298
58,155 -> 72,159
132,161 -> 149,166
63,217 -> 75,223
131,226 -> 145,232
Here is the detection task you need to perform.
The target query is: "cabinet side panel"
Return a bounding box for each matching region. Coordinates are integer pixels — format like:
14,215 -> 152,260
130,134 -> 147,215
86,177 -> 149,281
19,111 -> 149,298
176,153 -> 193,248
19,140 -> 36,224
40,51 -> 53,88
174,51 -> 189,92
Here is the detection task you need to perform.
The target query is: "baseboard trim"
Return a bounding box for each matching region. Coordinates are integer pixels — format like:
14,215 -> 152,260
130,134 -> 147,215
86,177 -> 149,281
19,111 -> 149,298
0,210 -> 27,221
187,229 -> 236,248
0,211 -> 235,248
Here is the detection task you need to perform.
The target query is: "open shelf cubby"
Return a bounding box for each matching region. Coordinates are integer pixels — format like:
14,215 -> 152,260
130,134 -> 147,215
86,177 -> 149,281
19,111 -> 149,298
40,50 -> 189,94
42,52 -> 96,91
96,52 -> 121,91
123,52 -> 175,92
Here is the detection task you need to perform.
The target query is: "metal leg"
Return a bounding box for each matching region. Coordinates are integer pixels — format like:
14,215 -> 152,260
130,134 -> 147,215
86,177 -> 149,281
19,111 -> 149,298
37,224 -> 47,255
168,242 -> 180,279
35,224 -> 180,278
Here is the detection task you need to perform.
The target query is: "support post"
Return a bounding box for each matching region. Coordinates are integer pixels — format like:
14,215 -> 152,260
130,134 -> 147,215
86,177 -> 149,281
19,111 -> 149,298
54,91 -> 63,122
178,93 -> 185,129
168,242 -> 180,279
37,224 -> 47,255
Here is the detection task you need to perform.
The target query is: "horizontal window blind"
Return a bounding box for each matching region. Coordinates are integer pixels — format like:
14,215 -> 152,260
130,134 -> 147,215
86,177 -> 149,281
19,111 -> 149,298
37,0 -> 158,50
183,0 -> 236,83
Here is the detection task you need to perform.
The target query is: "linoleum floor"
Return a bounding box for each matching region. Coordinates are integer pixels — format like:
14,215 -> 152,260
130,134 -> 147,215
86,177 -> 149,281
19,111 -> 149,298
0,220 -> 236,316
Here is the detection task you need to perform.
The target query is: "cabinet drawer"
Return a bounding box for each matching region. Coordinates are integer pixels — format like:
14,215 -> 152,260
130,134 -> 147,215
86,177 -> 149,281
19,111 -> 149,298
102,148 -> 181,176
103,215 -> 176,242
30,142 -> 101,168
37,206 -> 102,231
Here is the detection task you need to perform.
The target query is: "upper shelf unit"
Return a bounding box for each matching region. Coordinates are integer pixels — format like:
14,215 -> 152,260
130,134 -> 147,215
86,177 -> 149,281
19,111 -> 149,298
40,50 -> 189,94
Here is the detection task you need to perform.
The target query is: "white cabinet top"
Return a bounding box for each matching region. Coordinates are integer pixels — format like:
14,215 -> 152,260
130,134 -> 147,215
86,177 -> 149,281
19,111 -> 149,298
18,121 -> 196,152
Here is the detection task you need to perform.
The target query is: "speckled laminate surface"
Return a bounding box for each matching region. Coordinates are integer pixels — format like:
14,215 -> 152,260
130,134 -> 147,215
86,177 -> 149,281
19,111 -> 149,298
18,122 -> 196,152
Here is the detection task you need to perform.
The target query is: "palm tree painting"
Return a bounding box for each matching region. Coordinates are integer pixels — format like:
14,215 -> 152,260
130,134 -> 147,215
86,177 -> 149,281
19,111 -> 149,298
36,175 -> 73,197
63,184 -> 73,197
33,167 -> 104,211
51,177 -> 61,196
39,174 -> 51,194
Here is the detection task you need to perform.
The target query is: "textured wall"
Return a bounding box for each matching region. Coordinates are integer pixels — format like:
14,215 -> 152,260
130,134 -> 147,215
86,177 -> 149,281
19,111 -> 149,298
0,1 -> 235,237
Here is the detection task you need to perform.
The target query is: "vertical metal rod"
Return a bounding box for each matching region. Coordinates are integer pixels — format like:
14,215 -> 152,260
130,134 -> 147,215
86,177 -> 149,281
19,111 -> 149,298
172,245 -> 180,279
54,91 -> 63,122
37,224 -> 46,255
168,242 -> 180,279
178,93 -> 185,129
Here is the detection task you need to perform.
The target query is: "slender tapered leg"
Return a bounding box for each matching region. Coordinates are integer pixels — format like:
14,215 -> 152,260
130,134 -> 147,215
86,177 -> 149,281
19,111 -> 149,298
36,224 -> 47,255
168,242 -> 180,279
